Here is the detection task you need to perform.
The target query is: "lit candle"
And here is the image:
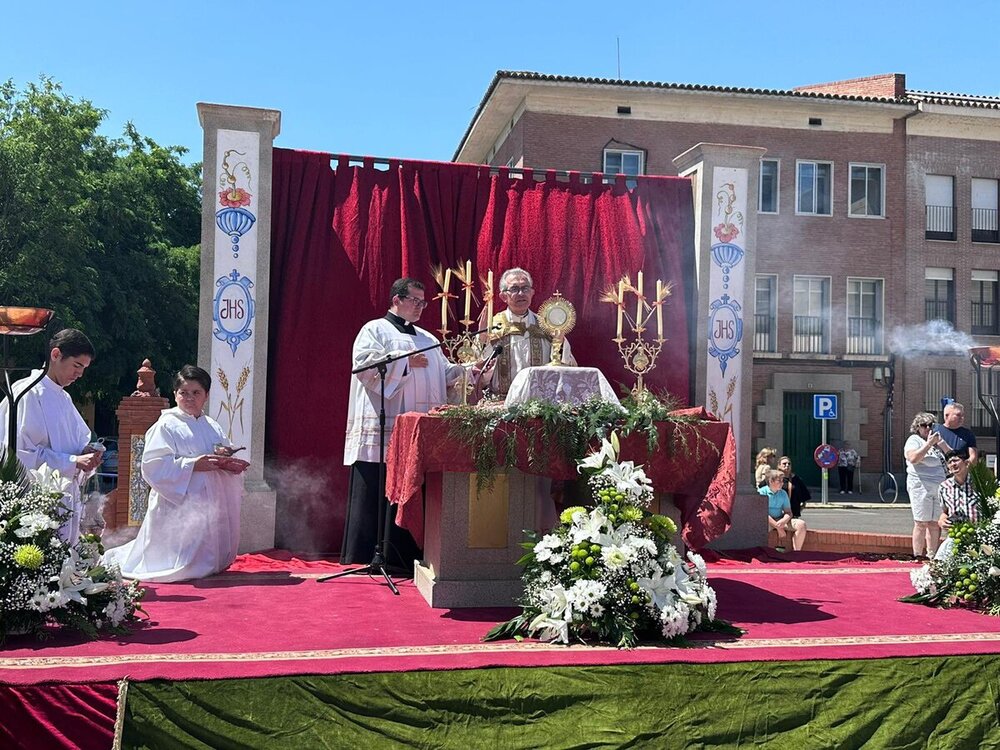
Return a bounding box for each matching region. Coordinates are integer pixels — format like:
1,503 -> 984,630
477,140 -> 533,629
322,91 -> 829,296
617,280 -> 625,339
656,280 -> 664,339
486,269 -> 494,326
442,268 -> 452,331
636,270 -> 644,326
464,260 -> 472,320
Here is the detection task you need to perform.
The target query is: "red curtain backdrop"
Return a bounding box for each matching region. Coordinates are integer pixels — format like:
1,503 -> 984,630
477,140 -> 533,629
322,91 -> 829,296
268,150 -> 695,552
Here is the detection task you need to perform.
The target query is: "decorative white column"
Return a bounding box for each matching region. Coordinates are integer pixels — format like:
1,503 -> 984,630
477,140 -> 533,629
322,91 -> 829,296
197,104 -> 281,552
675,144 -> 767,549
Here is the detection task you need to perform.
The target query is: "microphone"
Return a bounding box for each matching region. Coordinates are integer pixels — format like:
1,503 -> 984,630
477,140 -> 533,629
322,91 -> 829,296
473,343 -> 503,388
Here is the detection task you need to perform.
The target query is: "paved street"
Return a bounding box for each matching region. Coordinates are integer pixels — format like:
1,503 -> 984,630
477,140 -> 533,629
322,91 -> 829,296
802,503 -> 914,535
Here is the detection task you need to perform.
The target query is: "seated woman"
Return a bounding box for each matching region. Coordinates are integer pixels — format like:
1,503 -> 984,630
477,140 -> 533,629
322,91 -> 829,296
754,447 -> 778,489
759,469 -> 807,551
103,365 -> 249,582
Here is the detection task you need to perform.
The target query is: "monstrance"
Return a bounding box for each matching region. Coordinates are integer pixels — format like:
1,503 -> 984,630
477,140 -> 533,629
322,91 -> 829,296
536,292 -> 576,365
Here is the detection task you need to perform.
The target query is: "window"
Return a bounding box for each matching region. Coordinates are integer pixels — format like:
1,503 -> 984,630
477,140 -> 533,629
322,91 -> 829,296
972,270 -> 999,335
603,149 -> 643,188
793,276 -> 830,353
971,369 -> 999,435
925,174 -> 955,240
846,278 -> 883,354
925,369 -> 954,414
754,275 -> 777,352
796,160 -> 833,215
849,164 -> 884,217
925,267 -> 955,323
759,160 -> 779,213
972,178 -> 999,243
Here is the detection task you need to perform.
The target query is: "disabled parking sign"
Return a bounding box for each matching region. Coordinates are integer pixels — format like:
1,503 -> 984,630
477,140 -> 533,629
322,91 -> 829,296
813,394 -> 838,420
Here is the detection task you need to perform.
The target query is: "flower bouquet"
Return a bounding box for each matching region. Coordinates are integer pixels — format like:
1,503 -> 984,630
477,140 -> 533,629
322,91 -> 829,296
0,457 -> 144,641
904,461 -> 1000,614
485,432 -> 733,648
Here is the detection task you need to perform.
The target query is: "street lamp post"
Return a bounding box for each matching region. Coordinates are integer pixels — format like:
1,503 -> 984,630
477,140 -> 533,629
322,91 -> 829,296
873,354 -> 896,486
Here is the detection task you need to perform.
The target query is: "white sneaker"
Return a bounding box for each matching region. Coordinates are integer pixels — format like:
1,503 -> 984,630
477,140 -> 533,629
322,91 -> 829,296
839,490 -> 846,494
848,491 -> 853,494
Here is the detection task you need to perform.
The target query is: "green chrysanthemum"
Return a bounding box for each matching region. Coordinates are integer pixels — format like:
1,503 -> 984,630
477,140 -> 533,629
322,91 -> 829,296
559,506 -> 587,524
13,544 -> 45,570
619,506 -> 643,522
649,514 -> 677,536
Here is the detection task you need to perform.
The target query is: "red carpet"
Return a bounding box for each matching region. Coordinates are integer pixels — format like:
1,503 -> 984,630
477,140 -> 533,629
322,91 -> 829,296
3,549 -> 1000,688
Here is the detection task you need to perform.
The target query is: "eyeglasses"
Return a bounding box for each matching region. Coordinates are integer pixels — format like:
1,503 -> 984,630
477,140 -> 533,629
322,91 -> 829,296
946,457 -> 965,464
503,286 -> 533,295
399,295 -> 428,308
920,422 -> 936,428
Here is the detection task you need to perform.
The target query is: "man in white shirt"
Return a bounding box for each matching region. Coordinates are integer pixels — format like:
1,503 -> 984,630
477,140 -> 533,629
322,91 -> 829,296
342,278 -> 465,567
477,268 -> 576,398
0,329 -> 101,545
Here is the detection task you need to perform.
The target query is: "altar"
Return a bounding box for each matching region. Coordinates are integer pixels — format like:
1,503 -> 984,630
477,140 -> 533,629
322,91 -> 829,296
386,409 -> 737,608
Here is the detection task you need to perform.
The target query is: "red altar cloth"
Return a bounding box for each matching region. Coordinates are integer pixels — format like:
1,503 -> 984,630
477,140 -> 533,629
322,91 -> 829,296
385,407 -> 737,551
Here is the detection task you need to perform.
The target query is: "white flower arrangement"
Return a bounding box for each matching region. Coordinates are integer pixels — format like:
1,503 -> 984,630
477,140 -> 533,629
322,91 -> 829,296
486,433 -> 727,648
0,462 -> 144,640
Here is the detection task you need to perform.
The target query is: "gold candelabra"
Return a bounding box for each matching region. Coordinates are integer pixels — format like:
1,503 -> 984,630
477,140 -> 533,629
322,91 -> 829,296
433,260 -> 496,404
604,272 -> 672,392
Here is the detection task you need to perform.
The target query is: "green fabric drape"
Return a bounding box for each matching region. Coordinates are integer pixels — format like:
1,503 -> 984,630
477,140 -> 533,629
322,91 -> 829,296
122,656 -> 1000,749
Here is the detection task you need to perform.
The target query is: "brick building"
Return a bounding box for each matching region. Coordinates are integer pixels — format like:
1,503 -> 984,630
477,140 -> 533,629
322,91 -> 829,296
454,71 -> 1000,486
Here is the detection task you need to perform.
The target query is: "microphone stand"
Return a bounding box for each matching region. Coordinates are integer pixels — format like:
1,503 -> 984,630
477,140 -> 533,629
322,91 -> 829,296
318,325 -> 497,593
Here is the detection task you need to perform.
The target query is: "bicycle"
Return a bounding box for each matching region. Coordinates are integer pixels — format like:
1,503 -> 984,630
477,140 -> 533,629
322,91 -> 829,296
878,471 -> 899,504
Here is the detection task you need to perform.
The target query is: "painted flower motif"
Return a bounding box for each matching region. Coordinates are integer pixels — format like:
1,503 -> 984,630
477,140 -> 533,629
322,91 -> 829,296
713,222 -> 740,243
219,188 -> 252,208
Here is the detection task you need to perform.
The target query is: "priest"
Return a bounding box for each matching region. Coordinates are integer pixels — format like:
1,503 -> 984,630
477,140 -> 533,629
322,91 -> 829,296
342,278 -> 465,568
476,267 -> 576,398
0,328 -> 102,545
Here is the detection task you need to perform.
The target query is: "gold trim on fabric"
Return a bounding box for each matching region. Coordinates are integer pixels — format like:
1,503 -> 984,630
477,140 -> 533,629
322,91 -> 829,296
112,677 -> 128,750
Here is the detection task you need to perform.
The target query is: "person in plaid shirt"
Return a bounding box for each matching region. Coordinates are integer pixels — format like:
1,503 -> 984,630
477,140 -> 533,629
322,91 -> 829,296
937,451 -> 982,529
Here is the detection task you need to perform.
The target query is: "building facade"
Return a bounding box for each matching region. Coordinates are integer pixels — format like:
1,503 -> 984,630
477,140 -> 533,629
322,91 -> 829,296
454,71 -> 1000,485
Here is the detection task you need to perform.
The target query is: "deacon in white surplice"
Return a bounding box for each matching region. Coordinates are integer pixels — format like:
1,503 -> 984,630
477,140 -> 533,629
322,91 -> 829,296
476,268 -> 576,398
0,329 -> 101,546
342,277 -> 465,567
103,365 -> 249,582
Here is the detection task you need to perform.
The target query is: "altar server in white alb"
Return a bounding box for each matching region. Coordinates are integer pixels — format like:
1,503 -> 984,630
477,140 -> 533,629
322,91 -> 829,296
103,365 -> 249,582
477,268 -> 576,398
342,277 -> 465,567
0,328 -> 101,546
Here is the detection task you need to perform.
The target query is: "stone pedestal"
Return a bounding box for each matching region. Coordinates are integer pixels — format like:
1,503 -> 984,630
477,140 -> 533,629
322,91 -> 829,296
706,492 -> 769,551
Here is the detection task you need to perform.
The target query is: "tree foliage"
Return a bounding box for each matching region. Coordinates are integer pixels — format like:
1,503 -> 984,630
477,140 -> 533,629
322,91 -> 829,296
0,78 -> 201,420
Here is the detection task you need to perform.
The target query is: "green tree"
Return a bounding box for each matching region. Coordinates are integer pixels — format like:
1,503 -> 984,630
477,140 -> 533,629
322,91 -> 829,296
0,78 -> 201,424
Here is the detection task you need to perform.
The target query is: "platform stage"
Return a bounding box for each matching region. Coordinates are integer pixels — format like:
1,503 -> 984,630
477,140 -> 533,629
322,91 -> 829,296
4,549 -> 1000,748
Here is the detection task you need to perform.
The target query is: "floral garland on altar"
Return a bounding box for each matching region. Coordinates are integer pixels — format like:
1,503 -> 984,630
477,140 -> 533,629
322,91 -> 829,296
0,459 -> 144,641
905,461 -> 1000,614
485,433 -> 734,648
443,389 -> 717,489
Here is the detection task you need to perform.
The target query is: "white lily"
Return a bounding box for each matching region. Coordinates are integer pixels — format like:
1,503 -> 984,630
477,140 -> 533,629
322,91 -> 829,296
637,569 -> 675,610
570,508 -> 612,545
576,438 -> 618,474
528,614 -> 570,644
603,460 -> 653,497
28,464 -> 74,496
535,584 -> 572,621
989,566 -> 1000,577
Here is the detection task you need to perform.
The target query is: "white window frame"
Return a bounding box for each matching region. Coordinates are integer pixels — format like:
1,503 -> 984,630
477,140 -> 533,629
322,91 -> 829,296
848,163 -> 886,219
603,148 -> 644,177
754,274 -> 778,352
792,275 -> 832,353
846,277 -> 884,354
795,160 -> 834,216
759,159 -> 780,214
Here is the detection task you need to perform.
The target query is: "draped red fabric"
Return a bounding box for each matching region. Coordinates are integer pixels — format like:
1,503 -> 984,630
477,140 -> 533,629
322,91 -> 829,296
0,683 -> 118,750
268,150 -> 695,552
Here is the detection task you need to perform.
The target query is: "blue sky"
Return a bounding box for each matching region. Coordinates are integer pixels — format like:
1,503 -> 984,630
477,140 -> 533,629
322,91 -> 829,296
3,1 -> 999,164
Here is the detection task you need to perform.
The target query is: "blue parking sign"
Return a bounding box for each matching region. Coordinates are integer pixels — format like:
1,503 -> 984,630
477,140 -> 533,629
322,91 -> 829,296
813,394 -> 838,420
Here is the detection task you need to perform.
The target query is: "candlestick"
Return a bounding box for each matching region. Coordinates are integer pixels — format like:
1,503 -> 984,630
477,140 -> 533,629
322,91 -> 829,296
636,271 -> 644,326
487,269 -> 494,325
464,260 -> 472,321
616,280 -> 624,339
441,268 -> 452,331
656,280 -> 664,339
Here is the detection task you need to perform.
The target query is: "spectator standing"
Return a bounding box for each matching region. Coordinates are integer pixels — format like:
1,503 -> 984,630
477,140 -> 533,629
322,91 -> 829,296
838,441 -> 859,494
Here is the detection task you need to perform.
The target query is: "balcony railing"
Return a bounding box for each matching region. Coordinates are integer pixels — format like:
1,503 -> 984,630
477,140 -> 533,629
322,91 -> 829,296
926,204 -> 956,240
793,315 -> 827,353
972,299 -> 998,335
754,312 -> 775,352
846,316 -> 881,355
972,207 -> 1000,243
925,299 -> 954,323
